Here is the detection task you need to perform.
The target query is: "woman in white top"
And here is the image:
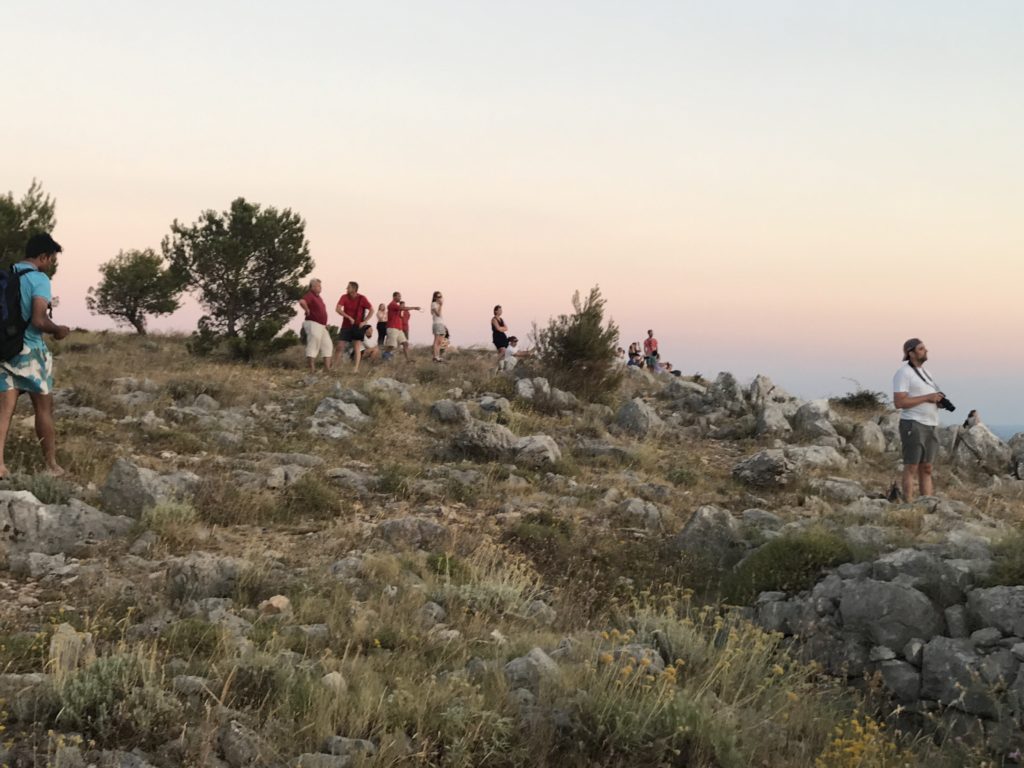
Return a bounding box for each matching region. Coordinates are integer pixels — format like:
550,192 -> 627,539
430,290 -> 447,362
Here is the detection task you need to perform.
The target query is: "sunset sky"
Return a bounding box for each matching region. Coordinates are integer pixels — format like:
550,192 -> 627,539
5,1 -> 1022,424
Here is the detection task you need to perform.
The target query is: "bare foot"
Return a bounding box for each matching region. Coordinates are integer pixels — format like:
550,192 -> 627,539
43,465 -> 67,478
0,464 -> 9,480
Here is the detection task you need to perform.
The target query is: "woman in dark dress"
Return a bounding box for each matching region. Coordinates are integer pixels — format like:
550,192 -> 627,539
491,305 -> 509,360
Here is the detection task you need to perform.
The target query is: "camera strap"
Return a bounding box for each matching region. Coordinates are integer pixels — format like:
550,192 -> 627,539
909,364 -> 939,392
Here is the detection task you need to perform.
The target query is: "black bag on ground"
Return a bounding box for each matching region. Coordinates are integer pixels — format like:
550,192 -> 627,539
0,265 -> 30,362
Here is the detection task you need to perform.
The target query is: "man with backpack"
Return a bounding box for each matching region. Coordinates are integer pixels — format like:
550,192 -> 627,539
0,233 -> 71,478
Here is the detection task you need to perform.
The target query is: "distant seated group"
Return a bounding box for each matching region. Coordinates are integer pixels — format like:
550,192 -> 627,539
623,329 -> 680,376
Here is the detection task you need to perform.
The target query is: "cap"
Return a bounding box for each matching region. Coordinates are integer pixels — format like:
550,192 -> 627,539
25,233 -> 62,259
903,338 -> 922,361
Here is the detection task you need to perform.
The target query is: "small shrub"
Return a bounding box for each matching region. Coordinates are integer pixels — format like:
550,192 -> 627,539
142,500 -> 199,543
533,286 -> 623,404
724,529 -> 853,604
158,618 -> 223,660
667,466 -> 698,487
164,378 -> 222,402
57,653 -> 183,748
376,463 -> 415,498
279,474 -> 342,521
427,552 -> 469,583
12,472 -> 74,504
830,388 -> 886,411
0,630 -> 49,673
507,511 -> 576,567
984,530 -> 1024,587
193,477 -> 276,526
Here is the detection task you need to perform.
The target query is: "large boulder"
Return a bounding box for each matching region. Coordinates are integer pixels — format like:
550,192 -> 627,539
431,399 -> 471,424
100,458 -> 201,517
365,377 -> 412,403
453,420 -> 519,459
755,403 -> 792,437
951,424 -> 1012,476
616,398 -> 663,438
514,435 -> 562,468
784,445 -> 848,472
732,450 -> 795,488
167,553 -> 248,602
966,586 -> 1024,636
504,647 -> 559,690
852,421 -> 887,455
838,579 -> 942,649
0,491 -> 133,556
670,505 -> 743,566
920,637 -> 999,717
793,400 -> 838,440
374,517 -> 451,551
871,549 -> 970,608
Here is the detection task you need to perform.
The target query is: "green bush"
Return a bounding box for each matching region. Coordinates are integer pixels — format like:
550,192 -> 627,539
58,654 -> 183,748
279,474 -> 342,520
984,530 -> 1024,587
534,286 -> 623,404
830,388 -> 886,411
724,529 -> 853,604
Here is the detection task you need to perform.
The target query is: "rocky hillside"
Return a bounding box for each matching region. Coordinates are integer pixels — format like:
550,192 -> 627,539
2,333 -> 1023,767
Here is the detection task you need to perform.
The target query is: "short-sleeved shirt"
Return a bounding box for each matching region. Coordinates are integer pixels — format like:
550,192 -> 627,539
643,337 -> 658,356
892,363 -> 939,426
387,300 -> 405,329
301,291 -> 328,325
16,264 -> 51,349
337,292 -> 372,329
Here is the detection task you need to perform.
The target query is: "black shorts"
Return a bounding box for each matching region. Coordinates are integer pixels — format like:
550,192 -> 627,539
340,325 -> 367,343
493,333 -> 508,350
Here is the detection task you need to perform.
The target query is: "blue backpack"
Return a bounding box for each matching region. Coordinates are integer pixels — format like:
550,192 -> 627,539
0,265 -> 32,362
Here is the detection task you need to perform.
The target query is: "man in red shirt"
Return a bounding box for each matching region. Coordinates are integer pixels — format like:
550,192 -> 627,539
384,291 -> 421,363
643,329 -> 659,369
298,279 -> 332,373
334,281 -> 373,373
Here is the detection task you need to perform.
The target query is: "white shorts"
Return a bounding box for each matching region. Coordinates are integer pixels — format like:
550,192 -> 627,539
432,321 -> 447,337
303,321 -> 333,359
385,328 -> 407,348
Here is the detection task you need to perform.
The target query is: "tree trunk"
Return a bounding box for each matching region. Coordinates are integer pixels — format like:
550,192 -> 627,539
130,315 -> 147,335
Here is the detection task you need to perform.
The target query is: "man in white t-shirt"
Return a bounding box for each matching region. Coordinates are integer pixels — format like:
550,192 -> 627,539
892,338 -> 947,501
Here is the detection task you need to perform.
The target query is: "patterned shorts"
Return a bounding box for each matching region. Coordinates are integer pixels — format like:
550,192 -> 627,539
0,344 -> 54,394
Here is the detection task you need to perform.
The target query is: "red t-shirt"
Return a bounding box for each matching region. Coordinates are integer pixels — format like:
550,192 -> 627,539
643,337 -> 658,356
337,292 -> 372,329
401,309 -> 411,335
301,291 -> 328,325
387,300 -> 405,330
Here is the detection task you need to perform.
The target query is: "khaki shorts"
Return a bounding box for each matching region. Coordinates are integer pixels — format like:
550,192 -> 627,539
385,328 -> 407,348
303,321 -> 333,359
899,419 -> 938,465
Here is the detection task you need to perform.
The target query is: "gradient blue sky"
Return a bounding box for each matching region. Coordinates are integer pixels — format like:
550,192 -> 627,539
4,1 -> 1022,423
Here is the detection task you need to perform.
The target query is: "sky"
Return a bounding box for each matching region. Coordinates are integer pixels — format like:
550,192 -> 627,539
4,1 -> 1023,424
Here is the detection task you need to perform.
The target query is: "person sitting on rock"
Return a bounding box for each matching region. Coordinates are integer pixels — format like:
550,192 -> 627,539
497,336 -> 532,372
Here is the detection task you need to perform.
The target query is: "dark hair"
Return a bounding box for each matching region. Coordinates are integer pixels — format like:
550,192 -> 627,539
393,291 -> 400,298
25,233 -> 62,260
432,291 -> 442,301
508,336 -> 518,344
493,305 -> 501,313
348,281 -> 359,291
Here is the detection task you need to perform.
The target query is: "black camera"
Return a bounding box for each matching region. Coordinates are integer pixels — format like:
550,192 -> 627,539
938,396 -> 956,412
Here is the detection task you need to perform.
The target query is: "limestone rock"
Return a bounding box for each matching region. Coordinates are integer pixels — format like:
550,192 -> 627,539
514,435 -> 562,468
732,450 -> 795,488
374,517 -> 451,551
167,552 -> 247,602
952,424 -> 1012,476
670,505 -> 742,566
504,647 -> 559,690
454,420 -> 519,459
48,623 -> 97,684
100,458 -> 201,517
966,586 -> 1024,636
839,579 -> 942,649
852,421 -> 887,455
0,491 -> 133,556
615,398 -> 663,438
431,399 -> 471,424
920,637 -> 998,717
